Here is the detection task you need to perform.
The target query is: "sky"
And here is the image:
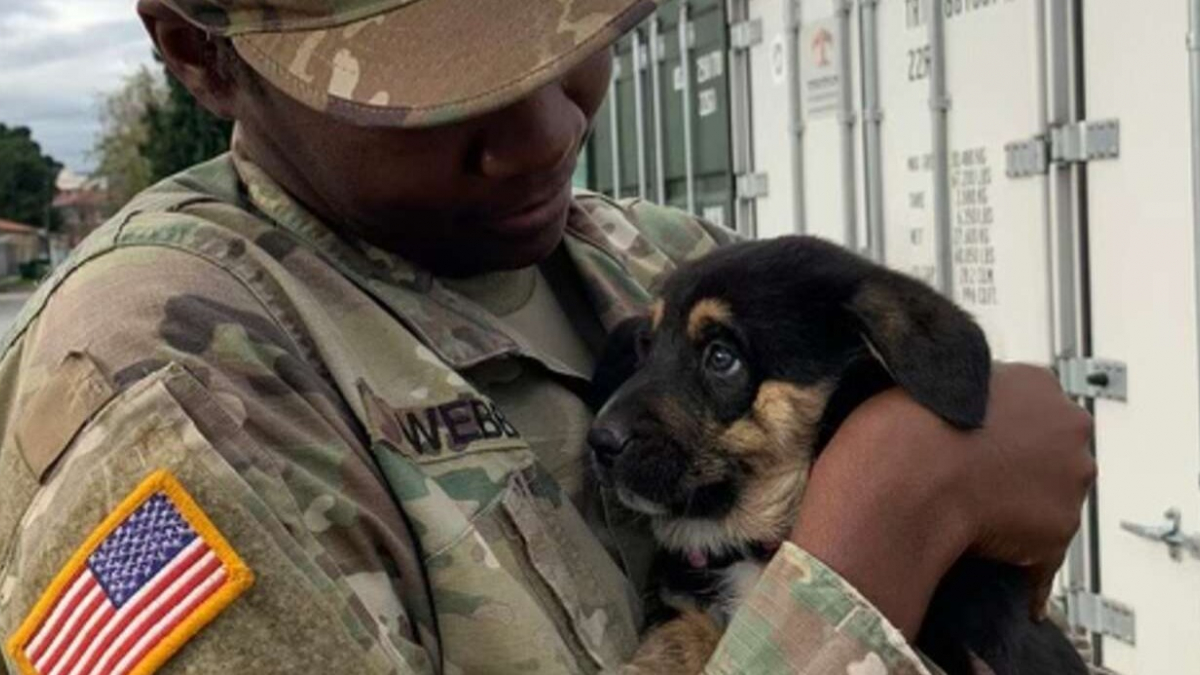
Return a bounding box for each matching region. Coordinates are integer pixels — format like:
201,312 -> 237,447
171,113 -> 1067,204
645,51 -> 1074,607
0,1 -> 157,173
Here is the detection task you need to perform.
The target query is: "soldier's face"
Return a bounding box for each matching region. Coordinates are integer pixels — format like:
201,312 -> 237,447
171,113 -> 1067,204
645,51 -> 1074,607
231,49 -> 613,277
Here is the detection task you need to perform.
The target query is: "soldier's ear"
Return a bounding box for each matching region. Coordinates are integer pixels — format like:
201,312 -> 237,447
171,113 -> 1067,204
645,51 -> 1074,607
138,0 -> 239,120
846,270 -> 991,429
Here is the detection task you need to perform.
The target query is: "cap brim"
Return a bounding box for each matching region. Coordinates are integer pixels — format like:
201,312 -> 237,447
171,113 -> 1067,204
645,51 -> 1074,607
232,0 -> 657,128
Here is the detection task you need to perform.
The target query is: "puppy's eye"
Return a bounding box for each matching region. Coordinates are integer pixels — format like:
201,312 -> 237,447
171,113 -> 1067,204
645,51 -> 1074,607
704,342 -> 741,376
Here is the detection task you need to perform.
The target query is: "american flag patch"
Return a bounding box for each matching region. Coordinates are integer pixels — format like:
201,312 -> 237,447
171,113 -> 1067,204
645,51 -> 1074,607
7,470 -> 253,675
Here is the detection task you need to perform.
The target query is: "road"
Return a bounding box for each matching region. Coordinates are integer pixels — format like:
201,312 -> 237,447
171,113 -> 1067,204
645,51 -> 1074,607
0,292 -> 33,336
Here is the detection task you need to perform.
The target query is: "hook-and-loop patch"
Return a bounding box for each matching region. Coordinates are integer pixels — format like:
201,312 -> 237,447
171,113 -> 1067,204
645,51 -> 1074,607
6,470 -> 254,675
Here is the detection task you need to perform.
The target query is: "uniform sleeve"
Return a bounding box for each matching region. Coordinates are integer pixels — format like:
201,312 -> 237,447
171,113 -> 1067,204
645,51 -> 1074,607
618,196 -> 742,253
1,246 -> 437,674
705,542 -> 939,675
570,192 -> 741,294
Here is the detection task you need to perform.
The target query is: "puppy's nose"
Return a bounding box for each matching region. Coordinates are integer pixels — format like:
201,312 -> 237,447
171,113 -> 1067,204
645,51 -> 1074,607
588,425 -> 631,469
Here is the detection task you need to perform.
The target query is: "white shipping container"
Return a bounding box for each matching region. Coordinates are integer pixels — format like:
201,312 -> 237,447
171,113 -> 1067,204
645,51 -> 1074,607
590,1 -> 1200,671
1082,1 -> 1200,672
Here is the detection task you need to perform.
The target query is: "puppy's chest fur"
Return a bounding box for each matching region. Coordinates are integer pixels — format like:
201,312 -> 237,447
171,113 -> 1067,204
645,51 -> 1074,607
653,546 -> 773,627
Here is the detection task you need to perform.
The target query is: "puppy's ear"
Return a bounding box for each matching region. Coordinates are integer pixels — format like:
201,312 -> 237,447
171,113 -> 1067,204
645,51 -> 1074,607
588,315 -> 651,412
846,271 -> 991,429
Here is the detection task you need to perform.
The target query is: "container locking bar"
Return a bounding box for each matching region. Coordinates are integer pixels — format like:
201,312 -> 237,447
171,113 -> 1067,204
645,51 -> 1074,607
1006,119 -> 1121,178
729,18 -> 763,50
1055,357 -> 1128,402
1066,589 -> 1137,646
736,173 -> 769,200
1120,508 -> 1200,563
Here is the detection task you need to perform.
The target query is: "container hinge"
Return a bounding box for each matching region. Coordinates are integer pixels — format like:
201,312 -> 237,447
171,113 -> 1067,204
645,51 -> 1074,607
1055,357 -> 1127,402
1052,119 -> 1121,164
1006,119 -> 1120,178
1066,589 -> 1136,646
730,19 -> 763,50
1004,137 -> 1048,178
634,41 -> 650,72
736,172 -> 769,200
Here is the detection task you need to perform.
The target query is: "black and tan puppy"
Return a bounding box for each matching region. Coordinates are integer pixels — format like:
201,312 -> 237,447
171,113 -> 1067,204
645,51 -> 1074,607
588,236 -> 1087,675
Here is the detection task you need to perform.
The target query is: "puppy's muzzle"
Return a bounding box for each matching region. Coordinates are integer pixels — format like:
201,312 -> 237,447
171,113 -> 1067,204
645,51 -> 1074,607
590,371 -> 652,469
587,425 -> 630,469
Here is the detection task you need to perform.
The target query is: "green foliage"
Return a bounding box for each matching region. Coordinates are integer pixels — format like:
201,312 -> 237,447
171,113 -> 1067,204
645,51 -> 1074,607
0,124 -> 62,229
140,55 -> 233,182
94,54 -> 232,206
91,66 -> 166,208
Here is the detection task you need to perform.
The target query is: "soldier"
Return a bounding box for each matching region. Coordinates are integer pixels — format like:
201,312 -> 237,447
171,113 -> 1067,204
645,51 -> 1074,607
0,2 -> 1094,674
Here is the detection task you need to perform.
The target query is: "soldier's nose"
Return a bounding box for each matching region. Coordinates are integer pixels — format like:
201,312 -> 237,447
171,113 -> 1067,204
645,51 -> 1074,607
478,82 -> 581,180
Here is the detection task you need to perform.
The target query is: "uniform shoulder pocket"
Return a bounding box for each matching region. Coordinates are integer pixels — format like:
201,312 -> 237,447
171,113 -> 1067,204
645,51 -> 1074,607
14,351 -> 116,483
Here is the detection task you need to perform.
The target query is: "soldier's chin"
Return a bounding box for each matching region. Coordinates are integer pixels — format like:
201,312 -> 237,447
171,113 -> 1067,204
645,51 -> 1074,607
443,221 -> 566,276
491,226 -> 566,268
477,212 -> 568,271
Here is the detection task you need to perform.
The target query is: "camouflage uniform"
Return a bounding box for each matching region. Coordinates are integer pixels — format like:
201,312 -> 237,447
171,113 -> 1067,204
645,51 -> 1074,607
0,148 -> 936,675
0,2 -> 939,674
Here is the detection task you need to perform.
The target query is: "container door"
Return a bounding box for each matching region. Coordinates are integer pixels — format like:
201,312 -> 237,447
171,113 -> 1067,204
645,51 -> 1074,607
1083,0 -> 1200,671
942,0 -> 1054,362
589,45 -> 618,196
686,0 -> 736,228
615,31 -> 646,198
658,1 -> 690,209
796,0 -> 862,246
589,1 -> 735,228
747,0 -> 802,239
873,0 -> 938,288
872,0 -> 1053,362
657,0 -> 737,227
590,15 -> 655,200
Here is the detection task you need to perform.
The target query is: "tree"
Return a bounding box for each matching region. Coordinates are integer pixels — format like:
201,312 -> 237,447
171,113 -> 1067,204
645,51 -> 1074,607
91,66 -> 167,207
92,52 -> 232,208
0,124 -> 62,229
140,54 -> 233,182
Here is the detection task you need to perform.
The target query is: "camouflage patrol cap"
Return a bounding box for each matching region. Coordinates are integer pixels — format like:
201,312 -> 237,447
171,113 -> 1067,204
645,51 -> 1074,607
163,0 -> 657,128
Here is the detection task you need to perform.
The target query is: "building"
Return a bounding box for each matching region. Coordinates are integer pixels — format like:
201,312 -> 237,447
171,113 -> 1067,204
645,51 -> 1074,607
0,219 -> 45,278
53,169 -> 111,247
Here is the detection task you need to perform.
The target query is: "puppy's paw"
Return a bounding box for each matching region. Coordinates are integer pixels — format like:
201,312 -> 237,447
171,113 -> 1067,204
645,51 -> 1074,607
621,610 -> 723,675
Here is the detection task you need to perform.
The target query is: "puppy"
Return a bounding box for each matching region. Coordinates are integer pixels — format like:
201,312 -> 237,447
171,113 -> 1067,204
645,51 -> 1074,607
587,236 -> 1087,675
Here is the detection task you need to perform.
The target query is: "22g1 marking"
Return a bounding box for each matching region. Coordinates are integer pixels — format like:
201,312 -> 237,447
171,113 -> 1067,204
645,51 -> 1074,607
909,45 -> 932,82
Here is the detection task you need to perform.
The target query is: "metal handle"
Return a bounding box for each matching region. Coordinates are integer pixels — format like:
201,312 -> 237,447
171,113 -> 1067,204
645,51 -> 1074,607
1120,508 -> 1200,562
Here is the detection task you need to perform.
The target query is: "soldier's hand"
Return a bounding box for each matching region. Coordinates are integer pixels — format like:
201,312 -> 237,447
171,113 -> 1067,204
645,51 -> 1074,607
955,363 -> 1095,618
789,363 -> 1095,638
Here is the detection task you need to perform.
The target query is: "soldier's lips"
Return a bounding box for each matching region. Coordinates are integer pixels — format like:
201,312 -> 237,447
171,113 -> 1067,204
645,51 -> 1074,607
479,182 -> 572,239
